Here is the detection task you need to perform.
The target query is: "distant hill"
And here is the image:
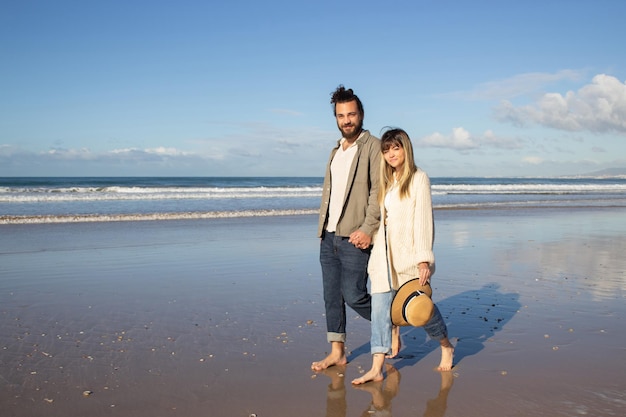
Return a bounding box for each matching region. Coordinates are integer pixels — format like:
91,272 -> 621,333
577,168 -> 626,178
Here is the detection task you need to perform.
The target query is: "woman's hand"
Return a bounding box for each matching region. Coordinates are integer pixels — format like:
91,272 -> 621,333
349,229 -> 371,249
418,262 -> 431,286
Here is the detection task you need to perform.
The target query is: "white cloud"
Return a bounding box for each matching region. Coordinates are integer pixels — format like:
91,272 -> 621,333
481,130 -> 522,149
522,156 -> 544,165
197,122 -> 331,160
442,69 -> 585,100
0,144 -> 19,156
416,128 -> 522,151
418,128 -> 476,149
46,148 -> 95,160
494,74 -> 626,134
3,146 -> 207,165
111,147 -> 193,157
1,122 -> 334,176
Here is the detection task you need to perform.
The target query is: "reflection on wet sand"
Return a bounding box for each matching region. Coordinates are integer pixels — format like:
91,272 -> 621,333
319,365 -> 454,417
353,364 -> 400,416
322,366 -> 347,417
423,371 -> 454,417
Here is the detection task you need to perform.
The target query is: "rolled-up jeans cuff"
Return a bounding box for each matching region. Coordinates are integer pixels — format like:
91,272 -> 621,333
371,346 -> 389,355
327,332 -> 346,343
423,305 -> 448,341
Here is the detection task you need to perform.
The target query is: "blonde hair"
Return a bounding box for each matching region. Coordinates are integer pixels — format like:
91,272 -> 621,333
378,128 -> 417,205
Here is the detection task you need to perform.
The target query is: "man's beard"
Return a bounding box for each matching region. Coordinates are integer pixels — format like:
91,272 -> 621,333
338,120 -> 363,140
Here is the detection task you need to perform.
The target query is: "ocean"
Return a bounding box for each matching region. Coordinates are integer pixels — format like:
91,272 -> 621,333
2,176 -> 626,224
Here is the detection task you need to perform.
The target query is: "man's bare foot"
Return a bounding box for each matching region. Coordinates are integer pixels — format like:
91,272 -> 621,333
312,351 -> 347,371
386,326 -> 401,358
351,368 -> 384,385
437,345 -> 454,371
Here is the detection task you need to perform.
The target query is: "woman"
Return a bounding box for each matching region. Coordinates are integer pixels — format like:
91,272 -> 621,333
352,128 -> 454,385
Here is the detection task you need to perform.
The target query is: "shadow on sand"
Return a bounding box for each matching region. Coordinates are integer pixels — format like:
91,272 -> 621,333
348,283 -> 521,370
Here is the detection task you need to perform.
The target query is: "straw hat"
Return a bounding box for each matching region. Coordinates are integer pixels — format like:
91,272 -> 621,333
391,279 -> 434,327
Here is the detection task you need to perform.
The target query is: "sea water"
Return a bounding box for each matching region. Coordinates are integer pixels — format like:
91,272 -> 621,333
1,176 -> 626,224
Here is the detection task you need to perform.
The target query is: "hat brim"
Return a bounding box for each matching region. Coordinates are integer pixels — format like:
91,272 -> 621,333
391,279 -> 434,327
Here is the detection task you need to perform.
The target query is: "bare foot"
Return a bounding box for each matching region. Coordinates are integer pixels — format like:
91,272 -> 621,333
437,345 -> 454,371
352,353 -> 385,385
312,351 -> 347,371
386,326 -> 401,358
351,378 -> 383,394
351,368 -> 384,385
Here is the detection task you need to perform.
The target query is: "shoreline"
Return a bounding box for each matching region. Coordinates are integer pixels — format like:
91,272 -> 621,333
2,203 -> 626,225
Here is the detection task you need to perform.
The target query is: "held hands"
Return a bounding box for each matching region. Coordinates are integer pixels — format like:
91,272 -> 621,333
349,230 -> 372,250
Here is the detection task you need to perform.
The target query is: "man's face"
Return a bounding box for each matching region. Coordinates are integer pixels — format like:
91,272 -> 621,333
335,100 -> 363,140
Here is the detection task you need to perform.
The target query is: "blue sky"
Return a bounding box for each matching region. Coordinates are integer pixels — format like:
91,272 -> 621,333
1,0 -> 625,177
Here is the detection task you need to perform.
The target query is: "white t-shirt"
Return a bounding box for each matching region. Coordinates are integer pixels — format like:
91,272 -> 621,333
326,137 -> 359,233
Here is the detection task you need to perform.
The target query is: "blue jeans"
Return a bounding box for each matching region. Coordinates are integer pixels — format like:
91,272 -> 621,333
371,290 -> 448,354
320,231 -> 372,343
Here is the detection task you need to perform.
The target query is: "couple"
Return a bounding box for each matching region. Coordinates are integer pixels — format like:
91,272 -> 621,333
312,85 -> 454,384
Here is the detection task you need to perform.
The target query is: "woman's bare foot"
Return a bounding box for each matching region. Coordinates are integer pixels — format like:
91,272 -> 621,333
352,353 -> 385,385
312,342 -> 347,371
437,345 -> 454,371
351,368 -> 384,385
386,326 -> 401,358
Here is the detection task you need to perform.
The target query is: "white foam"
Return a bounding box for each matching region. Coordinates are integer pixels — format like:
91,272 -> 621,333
0,209 -> 319,225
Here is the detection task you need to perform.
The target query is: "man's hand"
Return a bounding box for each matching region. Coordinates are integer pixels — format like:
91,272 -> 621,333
349,230 -> 372,249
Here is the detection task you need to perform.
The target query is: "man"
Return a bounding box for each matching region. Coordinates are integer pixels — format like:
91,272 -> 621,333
312,85 -> 381,371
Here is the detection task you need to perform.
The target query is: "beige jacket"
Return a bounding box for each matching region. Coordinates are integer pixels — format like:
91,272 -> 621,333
317,130 -> 381,238
368,169 -> 435,294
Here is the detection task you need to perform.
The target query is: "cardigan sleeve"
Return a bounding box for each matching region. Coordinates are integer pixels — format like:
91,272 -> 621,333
411,169 -> 435,267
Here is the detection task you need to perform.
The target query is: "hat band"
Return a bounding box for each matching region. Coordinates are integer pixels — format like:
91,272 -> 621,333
401,290 -> 426,324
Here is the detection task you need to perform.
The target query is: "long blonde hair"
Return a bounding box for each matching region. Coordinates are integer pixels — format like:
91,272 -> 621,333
378,128 -> 417,205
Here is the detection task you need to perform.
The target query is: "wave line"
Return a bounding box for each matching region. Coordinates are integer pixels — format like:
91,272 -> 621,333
0,209 -> 319,225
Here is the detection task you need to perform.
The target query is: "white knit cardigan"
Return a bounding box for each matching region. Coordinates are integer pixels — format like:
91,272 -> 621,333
367,168 -> 435,294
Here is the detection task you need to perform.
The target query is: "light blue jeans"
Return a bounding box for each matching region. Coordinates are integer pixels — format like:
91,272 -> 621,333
371,290 -> 448,354
371,291 -> 394,354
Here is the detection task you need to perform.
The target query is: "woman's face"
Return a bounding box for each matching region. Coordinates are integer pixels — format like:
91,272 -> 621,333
383,143 -> 405,171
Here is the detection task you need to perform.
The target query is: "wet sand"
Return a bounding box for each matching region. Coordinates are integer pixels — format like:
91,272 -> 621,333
1,208 -> 625,417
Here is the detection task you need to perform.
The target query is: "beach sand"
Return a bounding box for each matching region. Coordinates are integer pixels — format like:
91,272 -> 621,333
1,208 -> 625,417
